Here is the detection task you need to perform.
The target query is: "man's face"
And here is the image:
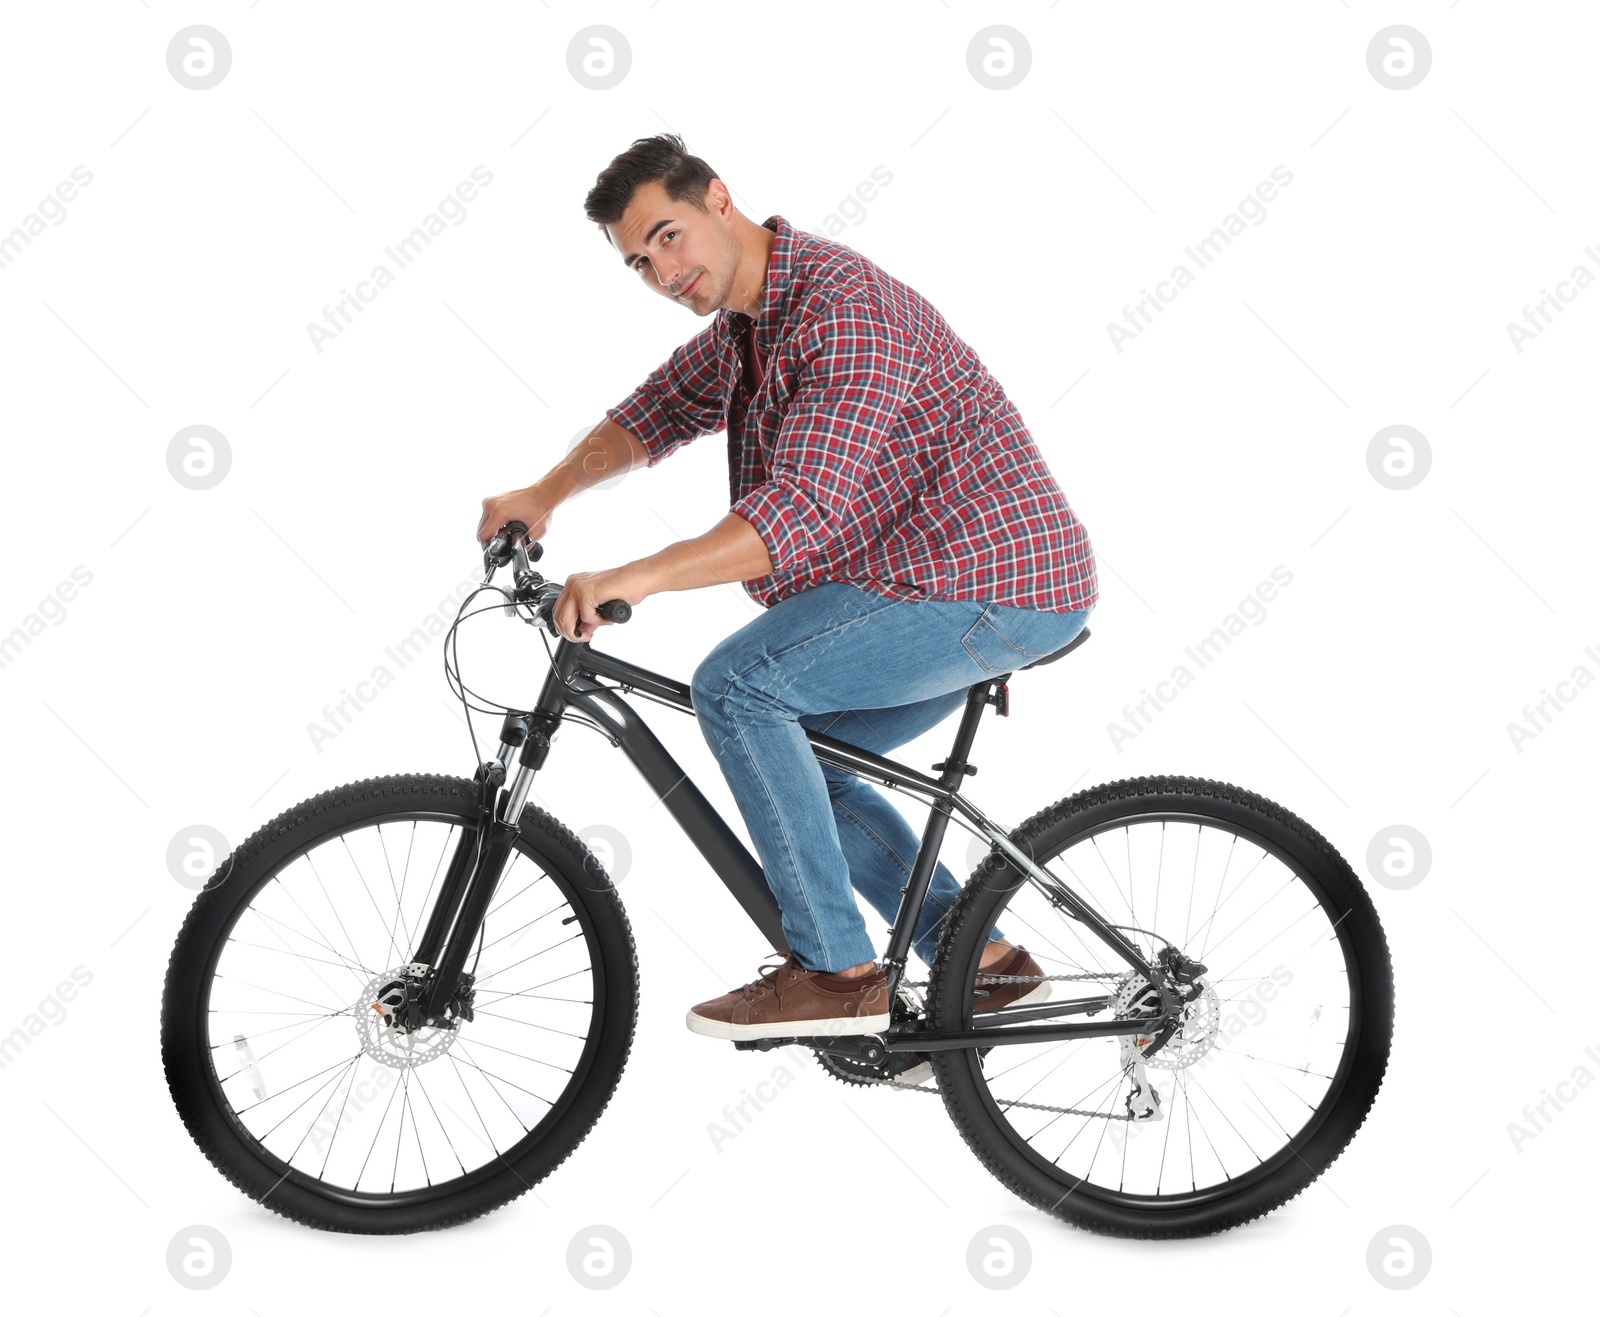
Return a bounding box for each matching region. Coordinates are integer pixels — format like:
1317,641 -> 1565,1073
607,178 -> 741,316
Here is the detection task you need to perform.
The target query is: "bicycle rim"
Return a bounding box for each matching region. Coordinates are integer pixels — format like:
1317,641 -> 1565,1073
936,784 -> 1386,1217
191,807 -> 609,1209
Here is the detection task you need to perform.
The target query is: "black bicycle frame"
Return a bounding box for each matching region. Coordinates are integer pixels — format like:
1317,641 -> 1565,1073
414,633 -> 1170,1052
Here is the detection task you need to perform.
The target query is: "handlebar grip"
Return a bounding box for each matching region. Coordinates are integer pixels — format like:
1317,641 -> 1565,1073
534,593 -> 632,635
502,521 -> 543,562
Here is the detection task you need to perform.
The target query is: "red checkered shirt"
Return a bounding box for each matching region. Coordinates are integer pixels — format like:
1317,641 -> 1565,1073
606,214 -> 1097,613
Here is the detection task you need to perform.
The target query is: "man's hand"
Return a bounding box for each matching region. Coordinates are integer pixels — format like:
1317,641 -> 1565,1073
477,486 -> 557,548
552,564 -> 655,642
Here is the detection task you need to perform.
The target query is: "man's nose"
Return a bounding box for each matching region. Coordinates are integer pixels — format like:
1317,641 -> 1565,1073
652,261 -> 682,291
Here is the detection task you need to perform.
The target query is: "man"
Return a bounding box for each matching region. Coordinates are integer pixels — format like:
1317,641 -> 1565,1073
477,134 -> 1096,1048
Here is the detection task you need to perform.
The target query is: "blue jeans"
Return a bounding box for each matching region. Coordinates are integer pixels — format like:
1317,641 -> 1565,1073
690,582 -> 1092,973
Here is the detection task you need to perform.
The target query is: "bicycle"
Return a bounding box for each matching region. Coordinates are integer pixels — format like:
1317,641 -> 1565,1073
161,521 -> 1394,1237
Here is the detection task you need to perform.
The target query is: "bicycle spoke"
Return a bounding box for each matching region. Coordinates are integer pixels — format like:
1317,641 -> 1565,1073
198,812 -> 602,1202
477,903 -> 564,956
341,832 -> 404,970
266,879 -> 377,988
952,811 -> 1353,1202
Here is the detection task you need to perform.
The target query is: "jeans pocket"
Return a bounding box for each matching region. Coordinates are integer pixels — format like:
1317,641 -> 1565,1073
960,602 -> 1088,675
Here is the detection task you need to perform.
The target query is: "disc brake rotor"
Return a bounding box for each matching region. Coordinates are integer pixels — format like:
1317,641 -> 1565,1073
1112,969 -> 1220,1071
355,968 -> 462,1070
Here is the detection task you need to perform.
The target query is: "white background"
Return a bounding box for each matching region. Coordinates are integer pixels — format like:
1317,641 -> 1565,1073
1,2 -> 1594,1312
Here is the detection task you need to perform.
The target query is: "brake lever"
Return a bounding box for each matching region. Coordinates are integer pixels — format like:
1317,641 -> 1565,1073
481,520 -> 632,635
505,539 -> 543,617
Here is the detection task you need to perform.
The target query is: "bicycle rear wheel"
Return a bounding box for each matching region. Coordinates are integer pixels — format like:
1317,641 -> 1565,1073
161,773 -> 638,1233
929,775 -> 1393,1238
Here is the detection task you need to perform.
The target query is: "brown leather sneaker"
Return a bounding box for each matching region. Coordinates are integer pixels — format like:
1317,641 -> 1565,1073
973,944 -> 1051,1013
686,950 -> 891,1042
893,944 -> 1051,1088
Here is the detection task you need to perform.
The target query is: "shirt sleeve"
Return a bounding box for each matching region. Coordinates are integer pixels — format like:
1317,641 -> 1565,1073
605,323 -> 730,466
731,298 -> 923,571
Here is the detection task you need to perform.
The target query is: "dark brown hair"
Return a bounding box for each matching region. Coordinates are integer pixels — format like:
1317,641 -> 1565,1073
584,132 -> 720,229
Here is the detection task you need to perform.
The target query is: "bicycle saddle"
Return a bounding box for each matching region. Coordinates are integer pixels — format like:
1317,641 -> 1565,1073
1016,625 -> 1091,671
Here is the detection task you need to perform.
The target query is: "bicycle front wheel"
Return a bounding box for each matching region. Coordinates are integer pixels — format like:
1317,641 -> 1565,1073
929,775 -> 1393,1238
161,773 -> 639,1233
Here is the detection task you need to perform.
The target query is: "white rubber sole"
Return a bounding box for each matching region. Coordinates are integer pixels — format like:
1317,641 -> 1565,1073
685,1008 -> 891,1042
893,1058 -> 934,1086
975,978 -> 1053,1014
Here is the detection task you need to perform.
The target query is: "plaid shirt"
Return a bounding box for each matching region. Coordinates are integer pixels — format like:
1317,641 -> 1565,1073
606,214 -> 1097,613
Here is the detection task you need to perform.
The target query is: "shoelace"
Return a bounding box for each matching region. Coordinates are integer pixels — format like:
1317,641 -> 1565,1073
740,952 -> 801,1005
740,953 -> 886,1008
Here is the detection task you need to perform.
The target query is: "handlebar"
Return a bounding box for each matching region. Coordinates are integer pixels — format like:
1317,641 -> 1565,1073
481,519 -> 632,632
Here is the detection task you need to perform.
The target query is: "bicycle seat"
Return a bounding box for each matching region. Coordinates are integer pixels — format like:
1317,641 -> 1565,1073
1016,625 -> 1091,672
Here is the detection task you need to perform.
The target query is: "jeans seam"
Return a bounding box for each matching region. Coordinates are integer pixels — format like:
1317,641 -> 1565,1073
961,603 -> 1079,674
716,589 -> 910,700
835,790 -> 959,960
834,798 -> 914,881
726,702 -> 833,970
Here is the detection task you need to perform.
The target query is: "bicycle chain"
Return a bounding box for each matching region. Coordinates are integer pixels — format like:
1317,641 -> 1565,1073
900,971 -> 1123,990
855,971 -> 1146,1117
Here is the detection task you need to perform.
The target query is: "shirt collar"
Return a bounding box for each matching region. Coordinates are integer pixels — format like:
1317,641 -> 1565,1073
720,214 -> 793,349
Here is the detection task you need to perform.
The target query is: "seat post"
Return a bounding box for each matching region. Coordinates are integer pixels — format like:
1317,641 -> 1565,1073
931,679 -> 1004,791
881,678 -> 1006,985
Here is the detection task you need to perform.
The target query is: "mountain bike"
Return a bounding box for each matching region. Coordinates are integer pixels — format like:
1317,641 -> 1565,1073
161,521 -> 1394,1237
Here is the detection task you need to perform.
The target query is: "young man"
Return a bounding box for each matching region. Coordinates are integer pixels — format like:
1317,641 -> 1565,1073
477,134 -> 1096,1046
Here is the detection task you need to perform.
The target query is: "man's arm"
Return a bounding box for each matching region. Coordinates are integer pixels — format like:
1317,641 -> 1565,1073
549,511 -> 771,641
539,418 -> 652,502
550,300 -> 922,642
476,418 -> 651,546
632,511 -> 772,593
605,321 -> 729,466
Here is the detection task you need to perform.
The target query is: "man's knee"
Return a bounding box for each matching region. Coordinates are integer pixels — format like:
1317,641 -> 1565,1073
692,642 -> 794,716
690,642 -> 738,709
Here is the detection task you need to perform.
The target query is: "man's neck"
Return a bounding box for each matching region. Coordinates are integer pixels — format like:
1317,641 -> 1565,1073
726,216 -> 776,319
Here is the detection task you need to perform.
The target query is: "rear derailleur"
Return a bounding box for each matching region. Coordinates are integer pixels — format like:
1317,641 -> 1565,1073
1116,946 -> 1210,1121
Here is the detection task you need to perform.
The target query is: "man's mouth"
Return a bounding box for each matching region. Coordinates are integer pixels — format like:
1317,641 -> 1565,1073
676,272 -> 701,299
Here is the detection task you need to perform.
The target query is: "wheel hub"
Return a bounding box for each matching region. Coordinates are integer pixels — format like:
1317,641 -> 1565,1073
354,966 -> 471,1070
1112,967 -> 1220,1071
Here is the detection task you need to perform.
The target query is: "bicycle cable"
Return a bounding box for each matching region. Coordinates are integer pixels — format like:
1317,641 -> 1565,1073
445,547 -> 1162,1117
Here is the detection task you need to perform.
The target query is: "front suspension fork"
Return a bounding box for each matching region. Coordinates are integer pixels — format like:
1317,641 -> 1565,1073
414,709 -> 557,1020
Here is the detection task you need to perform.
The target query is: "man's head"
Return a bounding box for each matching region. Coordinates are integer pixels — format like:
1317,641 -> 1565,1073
585,133 -> 760,317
